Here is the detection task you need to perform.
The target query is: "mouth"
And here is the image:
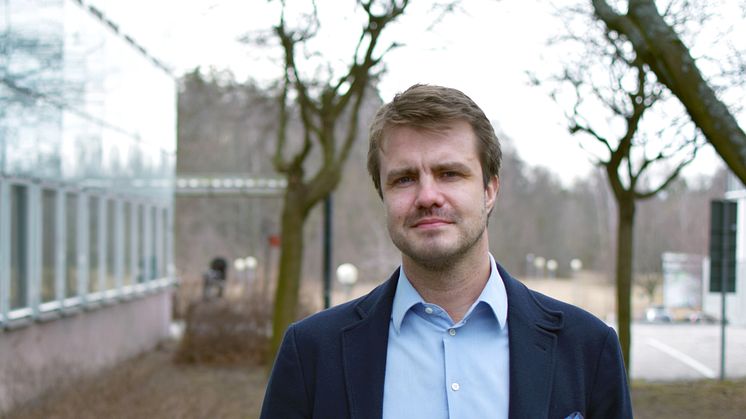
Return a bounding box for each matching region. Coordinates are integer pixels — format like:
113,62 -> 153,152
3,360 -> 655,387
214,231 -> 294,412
411,218 -> 453,229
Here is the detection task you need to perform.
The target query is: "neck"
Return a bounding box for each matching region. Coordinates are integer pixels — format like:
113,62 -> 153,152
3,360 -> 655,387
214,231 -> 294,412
402,241 -> 491,323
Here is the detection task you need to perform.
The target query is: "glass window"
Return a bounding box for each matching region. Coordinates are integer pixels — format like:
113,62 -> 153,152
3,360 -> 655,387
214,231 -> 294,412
10,185 -> 28,310
151,206 -> 158,280
106,199 -> 117,290
161,207 -> 169,278
138,204 -> 148,283
123,201 -> 133,286
41,189 -> 57,303
89,195 -> 100,293
65,192 -> 78,298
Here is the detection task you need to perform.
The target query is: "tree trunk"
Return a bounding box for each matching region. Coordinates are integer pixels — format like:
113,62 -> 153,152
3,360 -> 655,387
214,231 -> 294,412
615,196 -> 635,373
268,183 -> 307,369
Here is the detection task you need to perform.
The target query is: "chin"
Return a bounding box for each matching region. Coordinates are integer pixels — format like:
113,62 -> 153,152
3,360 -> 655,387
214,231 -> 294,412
408,251 -> 462,271
402,243 -> 465,266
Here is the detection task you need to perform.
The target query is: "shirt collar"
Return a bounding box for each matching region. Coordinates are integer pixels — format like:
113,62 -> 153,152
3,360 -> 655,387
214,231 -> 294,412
390,253 -> 508,334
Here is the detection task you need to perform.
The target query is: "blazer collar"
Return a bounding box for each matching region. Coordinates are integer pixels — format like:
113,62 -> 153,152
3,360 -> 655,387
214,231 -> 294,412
341,269 -> 399,419
340,265 -> 565,419
499,263 -> 564,418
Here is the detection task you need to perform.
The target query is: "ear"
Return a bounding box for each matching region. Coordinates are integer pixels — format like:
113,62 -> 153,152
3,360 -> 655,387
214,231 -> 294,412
484,175 -> 499,211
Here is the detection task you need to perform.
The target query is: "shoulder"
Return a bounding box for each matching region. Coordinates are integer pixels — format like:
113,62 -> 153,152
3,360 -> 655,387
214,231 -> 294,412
292,295 -> 365,333
530,289 -> 610,332
498,264 -> 611,339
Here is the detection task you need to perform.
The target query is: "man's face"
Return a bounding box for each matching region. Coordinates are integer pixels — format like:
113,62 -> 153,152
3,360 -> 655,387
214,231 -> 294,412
379,120 -> 498,270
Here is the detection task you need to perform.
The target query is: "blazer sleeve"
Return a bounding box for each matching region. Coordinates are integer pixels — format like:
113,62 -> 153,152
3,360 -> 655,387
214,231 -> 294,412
587,327 -> 633,419
260,324 -> 311,419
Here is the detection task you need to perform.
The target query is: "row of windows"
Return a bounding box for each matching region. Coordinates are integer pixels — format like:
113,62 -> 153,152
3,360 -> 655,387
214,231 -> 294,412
0,179 -> 174,324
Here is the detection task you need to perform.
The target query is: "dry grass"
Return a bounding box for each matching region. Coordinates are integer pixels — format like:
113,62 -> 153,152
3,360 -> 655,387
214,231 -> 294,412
632,379 -> 746,419
3,340 -> 266,419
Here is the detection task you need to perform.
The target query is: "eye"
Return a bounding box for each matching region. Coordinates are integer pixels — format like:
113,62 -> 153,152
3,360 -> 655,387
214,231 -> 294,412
441,171 -> 461,179
393,176 -> 415,186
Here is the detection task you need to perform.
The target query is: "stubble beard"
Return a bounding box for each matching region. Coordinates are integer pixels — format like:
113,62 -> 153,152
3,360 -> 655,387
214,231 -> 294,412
388,205 -> 489,272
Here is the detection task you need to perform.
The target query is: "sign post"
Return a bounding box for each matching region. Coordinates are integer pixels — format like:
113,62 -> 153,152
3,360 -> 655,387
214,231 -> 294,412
709,200 -> 737,381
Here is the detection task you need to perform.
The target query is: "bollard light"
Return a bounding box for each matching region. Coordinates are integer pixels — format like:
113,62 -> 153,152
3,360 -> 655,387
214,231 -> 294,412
336,263 -> 359,286
244,256 -> 258,270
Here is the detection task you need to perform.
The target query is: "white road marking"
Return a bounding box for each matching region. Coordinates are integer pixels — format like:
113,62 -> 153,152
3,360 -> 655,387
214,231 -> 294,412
646,338 -> 717,379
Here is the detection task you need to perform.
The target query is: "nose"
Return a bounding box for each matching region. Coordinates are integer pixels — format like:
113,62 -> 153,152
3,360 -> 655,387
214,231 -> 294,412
414,177 -> 445,209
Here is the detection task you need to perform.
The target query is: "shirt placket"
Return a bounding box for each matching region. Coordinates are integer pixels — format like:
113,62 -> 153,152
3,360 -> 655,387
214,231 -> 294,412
443,323 -> 462,418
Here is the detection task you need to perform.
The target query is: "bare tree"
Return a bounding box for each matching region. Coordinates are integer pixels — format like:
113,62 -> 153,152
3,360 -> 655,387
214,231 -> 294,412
534,4 -> 704,370
591,0 -> 746,183
260,0 -> 415,365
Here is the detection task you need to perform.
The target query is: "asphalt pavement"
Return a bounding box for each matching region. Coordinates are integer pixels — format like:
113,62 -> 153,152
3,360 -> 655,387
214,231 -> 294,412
630,322 -> 746,381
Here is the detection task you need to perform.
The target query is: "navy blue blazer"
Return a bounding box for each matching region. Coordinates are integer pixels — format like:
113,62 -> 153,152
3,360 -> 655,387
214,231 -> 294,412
261,264 -> 632,419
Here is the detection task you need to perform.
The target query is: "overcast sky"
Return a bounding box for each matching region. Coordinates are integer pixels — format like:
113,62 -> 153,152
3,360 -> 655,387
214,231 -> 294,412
88,0 -> 730,185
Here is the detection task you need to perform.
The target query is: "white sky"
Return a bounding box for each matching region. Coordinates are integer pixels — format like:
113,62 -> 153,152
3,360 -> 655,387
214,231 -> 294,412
88,0 -> 729,185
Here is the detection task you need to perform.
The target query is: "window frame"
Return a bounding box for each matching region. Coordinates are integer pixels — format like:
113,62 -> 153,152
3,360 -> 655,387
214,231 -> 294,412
0,175 -> 173,327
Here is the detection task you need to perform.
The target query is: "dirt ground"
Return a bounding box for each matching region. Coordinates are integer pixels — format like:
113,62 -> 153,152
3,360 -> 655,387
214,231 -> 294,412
632,379 -> 746,419
4,337 -> 746,419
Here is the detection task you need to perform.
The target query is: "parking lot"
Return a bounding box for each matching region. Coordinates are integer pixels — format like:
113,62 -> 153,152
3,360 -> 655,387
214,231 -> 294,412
631,323 -> 746,381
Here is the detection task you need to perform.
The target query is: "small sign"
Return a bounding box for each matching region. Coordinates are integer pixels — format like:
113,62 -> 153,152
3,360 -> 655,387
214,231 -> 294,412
709,200 -> 737,293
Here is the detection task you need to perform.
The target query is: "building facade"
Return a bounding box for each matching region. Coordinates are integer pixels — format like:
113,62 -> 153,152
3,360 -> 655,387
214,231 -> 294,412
0,0 -> 176,411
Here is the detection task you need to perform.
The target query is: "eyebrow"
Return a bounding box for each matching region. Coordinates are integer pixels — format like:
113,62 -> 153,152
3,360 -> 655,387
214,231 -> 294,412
432,161 -> 473,174
384,161 -> 474,183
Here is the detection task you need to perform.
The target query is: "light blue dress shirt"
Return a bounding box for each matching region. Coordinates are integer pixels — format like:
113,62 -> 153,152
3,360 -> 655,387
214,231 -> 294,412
382,254 -> 509,419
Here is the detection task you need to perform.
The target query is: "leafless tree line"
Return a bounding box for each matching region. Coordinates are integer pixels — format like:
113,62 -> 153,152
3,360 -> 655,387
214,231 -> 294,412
175,70 -> 726,302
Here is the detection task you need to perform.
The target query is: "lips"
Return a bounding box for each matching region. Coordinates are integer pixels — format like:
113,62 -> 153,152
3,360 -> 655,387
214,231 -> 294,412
411,218 -> 453,228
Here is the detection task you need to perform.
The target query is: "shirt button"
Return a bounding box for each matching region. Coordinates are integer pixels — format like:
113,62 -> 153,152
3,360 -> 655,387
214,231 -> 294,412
448,328 -> 456,336
451,382 -> 460,391
424,307 -> 434,314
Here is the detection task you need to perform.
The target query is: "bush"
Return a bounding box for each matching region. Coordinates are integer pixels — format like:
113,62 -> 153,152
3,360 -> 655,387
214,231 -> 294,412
174,290 -> 313,366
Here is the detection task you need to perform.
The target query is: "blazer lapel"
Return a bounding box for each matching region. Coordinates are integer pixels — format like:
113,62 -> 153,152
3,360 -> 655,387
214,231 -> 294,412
341,271 -> 398,419
500,265 -> 563,418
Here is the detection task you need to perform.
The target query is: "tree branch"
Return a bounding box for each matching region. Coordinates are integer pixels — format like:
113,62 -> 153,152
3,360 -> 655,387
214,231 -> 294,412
593,0 -> 746,183
635,143 -> 700,200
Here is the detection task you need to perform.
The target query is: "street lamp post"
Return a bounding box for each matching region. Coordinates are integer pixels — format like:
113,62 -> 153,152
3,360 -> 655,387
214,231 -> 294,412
244,256 -> 257,295
323,195 -> 333,309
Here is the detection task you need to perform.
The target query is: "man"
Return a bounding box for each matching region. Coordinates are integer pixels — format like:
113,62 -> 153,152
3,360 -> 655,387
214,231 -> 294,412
260,84 -> 632,419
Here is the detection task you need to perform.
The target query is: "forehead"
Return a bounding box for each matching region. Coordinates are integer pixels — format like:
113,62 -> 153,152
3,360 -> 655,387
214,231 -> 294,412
380,120 -> 478,159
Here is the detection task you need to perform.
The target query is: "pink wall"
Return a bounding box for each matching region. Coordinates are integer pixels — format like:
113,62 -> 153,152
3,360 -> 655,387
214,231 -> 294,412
0,290 -> 172,412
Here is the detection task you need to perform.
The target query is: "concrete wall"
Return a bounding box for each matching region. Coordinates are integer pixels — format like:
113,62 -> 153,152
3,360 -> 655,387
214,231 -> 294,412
0,289 -> 172,413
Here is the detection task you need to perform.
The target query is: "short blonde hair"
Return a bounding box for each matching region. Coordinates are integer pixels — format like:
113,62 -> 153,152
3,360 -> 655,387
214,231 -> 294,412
367,84 -> 501,198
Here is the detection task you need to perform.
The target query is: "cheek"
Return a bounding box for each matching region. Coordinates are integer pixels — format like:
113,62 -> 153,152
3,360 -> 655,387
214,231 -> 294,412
382,192 -> 409,216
